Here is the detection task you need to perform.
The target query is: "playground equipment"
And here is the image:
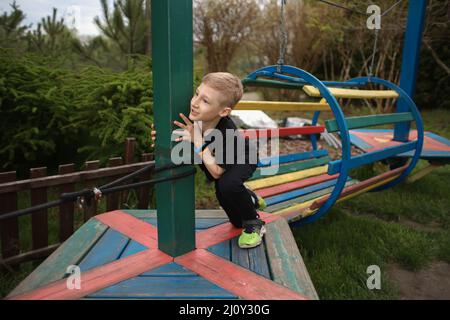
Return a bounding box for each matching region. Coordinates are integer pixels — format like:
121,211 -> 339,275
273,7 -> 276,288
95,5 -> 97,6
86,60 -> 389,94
237,65 -> 424,226
7,0 -> 448,300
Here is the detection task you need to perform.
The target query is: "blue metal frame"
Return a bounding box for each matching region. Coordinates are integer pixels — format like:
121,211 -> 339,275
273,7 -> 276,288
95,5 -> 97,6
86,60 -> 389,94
244,66 -> 424,226
245,65 -> 352,226
394,0 -> 428,142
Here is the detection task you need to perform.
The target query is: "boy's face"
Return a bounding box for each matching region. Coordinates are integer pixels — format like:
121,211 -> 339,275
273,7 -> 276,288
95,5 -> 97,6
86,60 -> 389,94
189,83 -> 231,122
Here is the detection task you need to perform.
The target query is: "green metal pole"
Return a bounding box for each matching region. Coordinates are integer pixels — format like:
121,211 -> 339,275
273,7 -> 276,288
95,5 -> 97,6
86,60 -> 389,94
152,0 -> 195,257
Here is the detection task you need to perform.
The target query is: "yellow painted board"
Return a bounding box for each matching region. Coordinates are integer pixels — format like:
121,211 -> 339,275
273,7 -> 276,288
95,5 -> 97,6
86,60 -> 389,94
235,100 -> 330,111
245,165 -> 328,190
303,85 -> 399,99
273,174 -> 400,219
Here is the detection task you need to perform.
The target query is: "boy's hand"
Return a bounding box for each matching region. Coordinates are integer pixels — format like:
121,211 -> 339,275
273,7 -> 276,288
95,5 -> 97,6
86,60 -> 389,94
151,123 -> 156,148
173,113 -> 203,147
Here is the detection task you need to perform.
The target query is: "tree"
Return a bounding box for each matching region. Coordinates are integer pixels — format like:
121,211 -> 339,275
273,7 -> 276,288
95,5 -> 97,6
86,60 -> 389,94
0,1 -> 29,49
194,0 -> 259,72
94,0 -> 150,56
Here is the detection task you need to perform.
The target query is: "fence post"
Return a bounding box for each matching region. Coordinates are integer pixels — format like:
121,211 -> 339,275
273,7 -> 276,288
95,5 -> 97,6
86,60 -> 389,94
107,157 -> 123,211
83,160 -> 100,221
58,164 -> 75,241
0,171 -> 20,270
30,167 -> 48,256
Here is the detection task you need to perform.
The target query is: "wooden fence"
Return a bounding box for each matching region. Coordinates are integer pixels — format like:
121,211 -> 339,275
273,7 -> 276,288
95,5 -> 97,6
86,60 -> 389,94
0,138 -> 155,269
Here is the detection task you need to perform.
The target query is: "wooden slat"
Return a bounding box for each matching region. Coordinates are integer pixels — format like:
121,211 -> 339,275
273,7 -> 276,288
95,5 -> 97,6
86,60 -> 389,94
255,173 -> 338,198
58,164 -> 75,241
0,161 -> 154,195
30,167 -> 48,252
7,218 -> 108,297
8,249 -> 172,300
242,78 -> 304,89
265,180 -> 358,213
78,228 -> 130,272
122,138 -> 135,205
258,149 -> 329,167
303,85 -> 399,99
245,165 -> 328,190
0,171 -> 19,262
106,157 -> 123,211
328,141 -> 417,175
240,126 -> 325,139
311,165 -> 408,210
248,241 -> 271,279
83,160 -> 100,221
326,113 -> 414,133
264,178 -> 343,206
265,219 -> 318,299
251,156 -> 330,180
125,209 -> 229,219
87,275 -> 237,299
175,249 -> 308,300
235,100 -> 330,111
207,240 -> 231,260
138,153 -> 153,209
95,210 -> 158,248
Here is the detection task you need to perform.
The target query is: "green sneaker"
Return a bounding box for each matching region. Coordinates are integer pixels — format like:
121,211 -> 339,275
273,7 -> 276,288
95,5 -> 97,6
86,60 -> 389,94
238,220 -> 266,249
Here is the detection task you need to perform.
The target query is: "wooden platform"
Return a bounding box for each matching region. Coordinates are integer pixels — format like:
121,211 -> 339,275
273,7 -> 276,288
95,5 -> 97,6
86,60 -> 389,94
349,129 -> 450,161
7,210 -> 318,300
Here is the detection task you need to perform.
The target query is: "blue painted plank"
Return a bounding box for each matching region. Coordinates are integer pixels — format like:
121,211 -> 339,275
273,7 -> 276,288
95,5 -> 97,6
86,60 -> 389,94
231,237 -> 249,269
207,240 -> 231,260
119,240 -> 147,259
140,262 -> 197,277
426,132 -> 450,147
86,276 -> 238,299
78,228 -> 130,272
328,141 -> 417,175
258,150 -> 328,167
248,243 -> 271,279
264,178 -> 349,206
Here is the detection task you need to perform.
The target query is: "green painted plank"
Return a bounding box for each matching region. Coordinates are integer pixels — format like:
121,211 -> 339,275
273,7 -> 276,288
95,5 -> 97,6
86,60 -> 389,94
124,209 -> 228,219
325,112 -> 414,133
250,156 -> 330,180
265,219 -> 319,299
8,218 -> 108,297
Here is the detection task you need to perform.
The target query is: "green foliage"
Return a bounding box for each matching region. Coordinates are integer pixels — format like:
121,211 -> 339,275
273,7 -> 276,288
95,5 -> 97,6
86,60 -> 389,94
68,55 -> 153,163
0,49 -> 78,174
0,50 -> 154,175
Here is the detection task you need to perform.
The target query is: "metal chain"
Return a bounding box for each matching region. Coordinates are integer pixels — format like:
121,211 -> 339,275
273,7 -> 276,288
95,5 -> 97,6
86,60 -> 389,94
277,0 -> 288,72
368,28 -> 380,79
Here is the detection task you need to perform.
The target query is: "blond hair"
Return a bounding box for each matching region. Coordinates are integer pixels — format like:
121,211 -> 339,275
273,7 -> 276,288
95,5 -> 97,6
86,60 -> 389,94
202,72 -> 243,109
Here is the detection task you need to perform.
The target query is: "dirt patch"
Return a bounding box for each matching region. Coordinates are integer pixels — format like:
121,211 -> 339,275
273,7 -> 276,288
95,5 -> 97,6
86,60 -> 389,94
397,217 -> 444,233
387,262 -> 450,300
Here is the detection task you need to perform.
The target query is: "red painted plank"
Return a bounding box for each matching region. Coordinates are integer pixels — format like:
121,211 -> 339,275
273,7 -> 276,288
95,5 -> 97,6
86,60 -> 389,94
175,249 -> 308,300
351,130 -> 450,153
8,249 -> 172,300
310,165 -> 408,210
239,126 -> 325,139
95,210 -> 157,248
255,173 -> 339,198
196,212 -> 279,249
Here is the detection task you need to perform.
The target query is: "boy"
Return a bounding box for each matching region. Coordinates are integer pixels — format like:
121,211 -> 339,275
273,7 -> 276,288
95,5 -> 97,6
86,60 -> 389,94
151,72 -> 266,248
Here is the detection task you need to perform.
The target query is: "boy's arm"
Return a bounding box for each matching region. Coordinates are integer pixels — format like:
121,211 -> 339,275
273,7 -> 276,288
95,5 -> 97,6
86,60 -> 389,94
196,144 -> 225,180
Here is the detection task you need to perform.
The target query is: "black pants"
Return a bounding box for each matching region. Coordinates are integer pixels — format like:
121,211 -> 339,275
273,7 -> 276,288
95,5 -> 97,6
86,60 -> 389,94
214,164 -> 258,228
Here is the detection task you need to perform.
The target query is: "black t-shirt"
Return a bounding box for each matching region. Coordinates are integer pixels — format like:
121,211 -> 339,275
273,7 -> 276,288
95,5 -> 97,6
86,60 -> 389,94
197,116 -> 258,181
